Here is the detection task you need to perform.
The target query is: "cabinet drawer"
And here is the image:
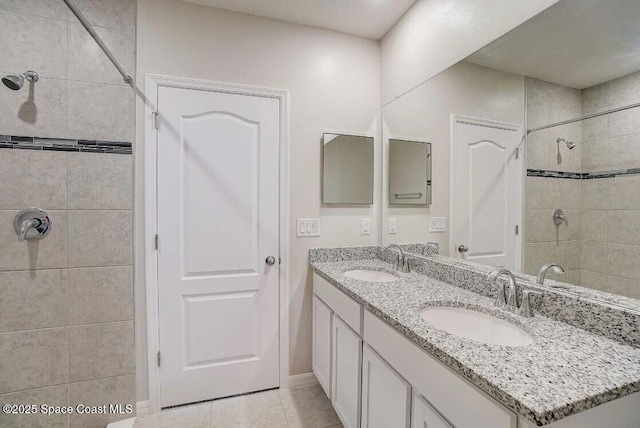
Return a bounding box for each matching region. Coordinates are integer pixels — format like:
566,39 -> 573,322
363,310 -> 517,428
412,393 -> 453,428
313,272 -> 362,334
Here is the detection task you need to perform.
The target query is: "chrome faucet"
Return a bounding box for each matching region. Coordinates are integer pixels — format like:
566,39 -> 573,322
487,269 -> 518,311
421,242 -> 439,256
537,263 -> 565,285
487,268 -> 541,317
384,244 -> 410,272
18,218 -> 40,242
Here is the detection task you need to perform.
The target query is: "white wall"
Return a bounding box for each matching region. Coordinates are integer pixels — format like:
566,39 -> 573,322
382,61 -> 525,252
134,0 -> 381,401
380,0 -> 560,105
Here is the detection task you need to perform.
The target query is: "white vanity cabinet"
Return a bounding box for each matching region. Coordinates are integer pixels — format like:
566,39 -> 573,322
412,394 -> 453,428
332,314 -> 362,428
312,295 -> 333,398
361,344 -> 411,428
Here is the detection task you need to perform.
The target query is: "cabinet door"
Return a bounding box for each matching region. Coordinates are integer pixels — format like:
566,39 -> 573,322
312,295 -> 332,398
361,345 -> 411,428
332,314 -> 362,428
412,394 -> 453,428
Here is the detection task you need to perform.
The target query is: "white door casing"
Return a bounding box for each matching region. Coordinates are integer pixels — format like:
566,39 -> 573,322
450,115 -> 522,270
144,75 -> 289,412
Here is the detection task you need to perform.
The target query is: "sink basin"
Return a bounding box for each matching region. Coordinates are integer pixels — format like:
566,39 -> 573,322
343,269 -> 399,283
420,307 -> 534,347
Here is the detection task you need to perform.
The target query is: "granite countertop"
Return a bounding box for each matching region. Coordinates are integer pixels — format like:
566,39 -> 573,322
311,258 -> 640,426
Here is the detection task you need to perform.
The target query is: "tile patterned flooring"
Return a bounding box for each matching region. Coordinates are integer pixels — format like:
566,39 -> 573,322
134,385 -> 343,428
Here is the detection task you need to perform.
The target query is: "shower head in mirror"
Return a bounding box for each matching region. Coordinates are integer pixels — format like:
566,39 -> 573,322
2,71 -> 39,91
556,137 -> 576,150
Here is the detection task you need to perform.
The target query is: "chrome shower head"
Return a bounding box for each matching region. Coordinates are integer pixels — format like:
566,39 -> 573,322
557,137 -> 576,150
2,71 -> 39,91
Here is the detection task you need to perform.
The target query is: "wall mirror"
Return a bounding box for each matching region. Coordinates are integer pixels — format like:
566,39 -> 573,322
323,133 -> 374,204
381,0 -> 640,306
389,139 -> 431,206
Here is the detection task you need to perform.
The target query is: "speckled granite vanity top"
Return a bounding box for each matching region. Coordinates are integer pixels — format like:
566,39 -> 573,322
311,255 -> 640,426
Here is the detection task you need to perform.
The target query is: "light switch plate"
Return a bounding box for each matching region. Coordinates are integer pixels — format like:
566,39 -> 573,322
429,217 -> 446,233
361,218 -> 370,235
297,218 -> 320,237
388,218 -> 397,234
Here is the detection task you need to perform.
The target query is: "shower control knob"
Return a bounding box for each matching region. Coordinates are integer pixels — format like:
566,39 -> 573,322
265,256 -> 276,266
458,245 -> 469,253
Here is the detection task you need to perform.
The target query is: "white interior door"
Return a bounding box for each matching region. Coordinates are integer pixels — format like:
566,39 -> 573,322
156,86 -> 280,407
451,117 -> 522,270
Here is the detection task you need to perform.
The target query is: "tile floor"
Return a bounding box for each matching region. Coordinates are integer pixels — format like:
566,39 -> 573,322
133,385 -> 343,428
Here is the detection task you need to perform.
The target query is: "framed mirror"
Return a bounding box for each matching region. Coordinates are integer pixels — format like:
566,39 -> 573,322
322,133 -> 374,204
389,139 -> 431,205
380,0 -> 640,306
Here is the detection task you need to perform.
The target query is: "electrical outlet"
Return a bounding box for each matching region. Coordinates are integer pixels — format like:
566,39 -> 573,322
429,217 -> 446,233
296,218 -> 320,237
361,218 -> 370,235
388,218 -> 397,234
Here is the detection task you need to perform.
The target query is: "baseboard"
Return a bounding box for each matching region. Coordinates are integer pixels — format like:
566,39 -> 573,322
136,401 -> 150,416
287,372 -> 318,390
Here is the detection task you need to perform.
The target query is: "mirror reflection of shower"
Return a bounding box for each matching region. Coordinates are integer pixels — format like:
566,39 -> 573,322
2,70 -> 39,91
556,137 -> 576,165
2,70 -> 40,124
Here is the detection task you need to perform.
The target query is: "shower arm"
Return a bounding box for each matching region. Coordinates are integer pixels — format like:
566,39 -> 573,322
62,0 -> 133,86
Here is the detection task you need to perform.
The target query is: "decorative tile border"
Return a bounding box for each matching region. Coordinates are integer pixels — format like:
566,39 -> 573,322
0,135 -> 132,154
527,168 -> 640,180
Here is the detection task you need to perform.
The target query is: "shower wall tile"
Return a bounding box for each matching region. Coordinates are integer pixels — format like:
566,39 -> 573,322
608,243 -> 640,280
68,266 -> 133,325
67,23 -> 134,86
67,81 -> 134,142
69,375 -> 135,428
68,210 -> 132,267
580,270 -> 610,293
0,328 -> 69,393
581,210 -> 607,242
0,0 -> 68,21
67,0 -> 136,33
68,153 -> 132,209
0,269 -> 68,333
0,210 -> 67,271
608,175 -> 640,210
580,179 -> 608,210
582,115 -> 607,143
607,72 -> 640,107
0,384 -> 70,428
607,211 -> 640,246
0,150 -> 67,209
525,210 -> 581,243
581,139 -> 608,172
608,134 -> 640,170
526,177 -> 580,211
581,241 -> 608,274
0,12 -> 66,79
0,75 -> 67,138
608,107 -> 640,138
606,275 -> 640,300
68,321 -> 134,381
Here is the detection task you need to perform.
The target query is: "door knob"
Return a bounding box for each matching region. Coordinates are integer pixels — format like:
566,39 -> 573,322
458,245 -> 469,253
265,256 -> 276,266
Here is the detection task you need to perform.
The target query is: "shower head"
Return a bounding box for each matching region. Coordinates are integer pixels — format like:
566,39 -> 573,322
2,71 -> 39,91
557,137 -> 576,150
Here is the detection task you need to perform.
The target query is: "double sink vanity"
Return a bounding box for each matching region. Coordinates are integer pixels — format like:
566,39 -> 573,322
309,246 -> 640,428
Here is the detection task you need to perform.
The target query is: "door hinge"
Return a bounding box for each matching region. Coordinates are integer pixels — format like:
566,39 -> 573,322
515,225 -> 519,235
152,111 -> 159,130
157,351 -> 161,367
154,234 -> 159,250
515,147 -> 520,159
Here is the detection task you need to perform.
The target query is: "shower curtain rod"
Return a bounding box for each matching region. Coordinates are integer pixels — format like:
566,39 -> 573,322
527,100 -> 640,134
62,0 -> 133,86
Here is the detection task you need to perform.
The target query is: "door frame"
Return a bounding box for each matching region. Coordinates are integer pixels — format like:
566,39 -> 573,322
449,114 -> 523,271
144,74 -> 290,413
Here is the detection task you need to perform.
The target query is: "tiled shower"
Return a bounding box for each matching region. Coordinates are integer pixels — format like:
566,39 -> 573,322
0,1 -> 135,427
525,73 -> 640,299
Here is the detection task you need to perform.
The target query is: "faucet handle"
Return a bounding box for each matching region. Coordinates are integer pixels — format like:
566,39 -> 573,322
518,290 -> 542,318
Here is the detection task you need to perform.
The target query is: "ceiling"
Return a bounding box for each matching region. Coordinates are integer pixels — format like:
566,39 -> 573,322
182,0 -> 416,40
466,0 -> 640,89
